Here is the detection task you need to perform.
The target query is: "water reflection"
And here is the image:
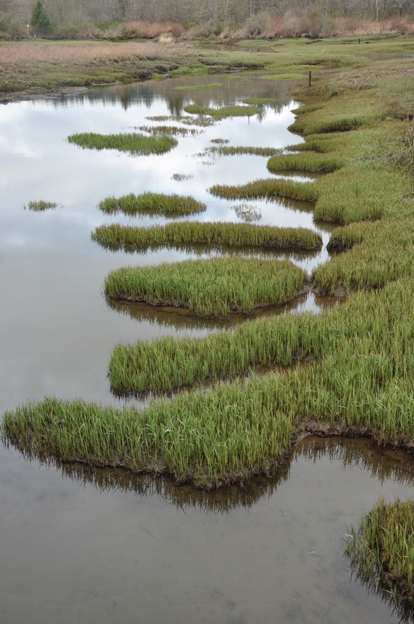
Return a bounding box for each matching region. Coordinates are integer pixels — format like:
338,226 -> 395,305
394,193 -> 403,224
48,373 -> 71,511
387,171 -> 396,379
2,435 -> 414,623
106,291 -> 338,331
12,437 -> 414,514
47,72 -> 297,114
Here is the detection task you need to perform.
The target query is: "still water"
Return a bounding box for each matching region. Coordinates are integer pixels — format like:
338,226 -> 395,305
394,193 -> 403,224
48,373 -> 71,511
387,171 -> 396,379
0,73 -> 409,623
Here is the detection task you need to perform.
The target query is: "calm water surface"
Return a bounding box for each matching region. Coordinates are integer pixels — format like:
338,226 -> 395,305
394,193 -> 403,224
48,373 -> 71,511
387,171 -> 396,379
0,74 -> 409,623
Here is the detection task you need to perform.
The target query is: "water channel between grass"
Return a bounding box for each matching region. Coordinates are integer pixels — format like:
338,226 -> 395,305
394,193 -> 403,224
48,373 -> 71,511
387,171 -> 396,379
0,72 -> 408,623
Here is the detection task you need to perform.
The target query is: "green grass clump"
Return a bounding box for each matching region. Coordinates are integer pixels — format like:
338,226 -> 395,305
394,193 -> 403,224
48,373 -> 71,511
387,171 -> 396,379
0,389 -> 294,487
184,103 -> 261,120
25,200 -> 57,211
107,277 -> 414,395
242,97 -> 275,105
209,178 -> 319,203
267,152 -> 344,173
98,193 -> 206,218
104,257 -> 307,316
6,279 -> 414,486
137,125 -> 201,136
346,498 -> 414,607
67,132 -> 177,155
91,221 -> 322,252
211,146 -> 282,157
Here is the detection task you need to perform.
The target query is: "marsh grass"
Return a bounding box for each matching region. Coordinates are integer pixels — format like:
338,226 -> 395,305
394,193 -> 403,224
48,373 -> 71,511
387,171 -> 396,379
233,203 -> 262,222
108,277 -> 414,395
91,222 -> 322,252
137,125 -> 202,136
242,97 -> 275,105
104,257 -> 307,316
6,280 -> 414,485
67,132 -> 177,155
25,200 -> 58,211
345,498 -> 414,608
98,193 -> 206,217
267,152 -> 344,173
184,103 -> 261,119
211,146 -> 282,157
210,178 -> 319,203
172,173 -> 194,181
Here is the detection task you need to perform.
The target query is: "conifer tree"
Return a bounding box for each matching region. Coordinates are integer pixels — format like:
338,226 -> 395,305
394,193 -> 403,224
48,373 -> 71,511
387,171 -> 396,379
30,1 -> 52,34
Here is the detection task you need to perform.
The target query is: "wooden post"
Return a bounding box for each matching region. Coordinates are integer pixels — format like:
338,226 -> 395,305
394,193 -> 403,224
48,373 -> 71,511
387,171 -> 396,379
309,70 -> 312,88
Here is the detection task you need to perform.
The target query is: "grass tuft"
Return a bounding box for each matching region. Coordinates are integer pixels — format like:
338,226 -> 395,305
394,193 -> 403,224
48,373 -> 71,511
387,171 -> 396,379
104,257 -> 307,316
67,132 -> 177,155
91,221 -> 322,253
24,200 -> 58,211
98,193 -> 206,217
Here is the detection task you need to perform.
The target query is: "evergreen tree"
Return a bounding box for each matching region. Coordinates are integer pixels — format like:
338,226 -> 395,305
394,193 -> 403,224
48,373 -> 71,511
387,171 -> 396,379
30,1 -> 52,33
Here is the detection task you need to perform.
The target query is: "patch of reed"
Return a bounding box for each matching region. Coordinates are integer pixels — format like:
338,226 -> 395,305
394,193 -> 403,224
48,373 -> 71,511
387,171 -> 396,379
6,279 -> 414,486
98,193 -> 206,217
345,498 -> 414,607
106,278 -> 414,397
242,97 -> 275,105
211,146 -> 282,157
267,152 -> 344,173
91,222 -> 322,253
184,103 -> 261,120
104,257 -> 307,316
67,132 -> 177,155
172,173 -> 194,181
136,125 -> 202,136
209,178 -> 319,203
233,203 -> 262,222
24,200 -> 58,211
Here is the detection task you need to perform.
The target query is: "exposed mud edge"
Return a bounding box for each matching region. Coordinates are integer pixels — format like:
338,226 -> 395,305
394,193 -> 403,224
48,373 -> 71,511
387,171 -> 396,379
6,421 -> 414,491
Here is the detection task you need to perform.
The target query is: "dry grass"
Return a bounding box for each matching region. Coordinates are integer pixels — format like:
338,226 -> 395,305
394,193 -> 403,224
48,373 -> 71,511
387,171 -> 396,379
0,40 -> 195,65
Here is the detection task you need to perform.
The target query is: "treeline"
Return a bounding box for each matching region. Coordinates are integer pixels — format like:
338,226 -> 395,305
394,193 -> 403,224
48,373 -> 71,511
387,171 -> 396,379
1,0 -> 414,39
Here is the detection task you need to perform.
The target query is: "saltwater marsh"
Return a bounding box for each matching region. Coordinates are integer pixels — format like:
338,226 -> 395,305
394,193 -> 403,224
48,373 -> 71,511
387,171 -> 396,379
3,34 -> 414,622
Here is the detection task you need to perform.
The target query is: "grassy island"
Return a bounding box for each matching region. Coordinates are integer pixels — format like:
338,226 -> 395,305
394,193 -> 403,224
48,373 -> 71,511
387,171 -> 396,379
104,257 -> 307,316
91,222 -> 322,252
67,132 -> 177,155
98,193 -> 206,217
346,498 -> 414,610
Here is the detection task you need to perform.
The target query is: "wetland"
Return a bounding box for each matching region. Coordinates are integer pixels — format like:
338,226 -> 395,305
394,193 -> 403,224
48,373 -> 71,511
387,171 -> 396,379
2,35 -> 414,622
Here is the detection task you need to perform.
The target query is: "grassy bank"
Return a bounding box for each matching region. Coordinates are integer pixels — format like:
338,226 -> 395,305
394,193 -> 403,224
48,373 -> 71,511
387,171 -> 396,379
68,132 -> 177,155
346,498 -> 414,608
98,193 -> 206,217
91,222 -> 322,252
4,280 -> 414,486
104,257 -> 307,316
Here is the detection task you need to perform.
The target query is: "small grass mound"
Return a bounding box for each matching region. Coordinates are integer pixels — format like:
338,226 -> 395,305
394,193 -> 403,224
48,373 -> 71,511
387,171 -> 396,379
98,193 -> 206,217
209,178 -> 320,203
346,498 -> 414,608
67,132 -> 177,155
211,146 -> 282,157
267,152 -> 344,173
136,125 -> 202,136
24,200 -> 58,211
184,103 -> 261,120
242,97 -> 275,105
91,222 -> 322,253
104,257 -> 307,316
